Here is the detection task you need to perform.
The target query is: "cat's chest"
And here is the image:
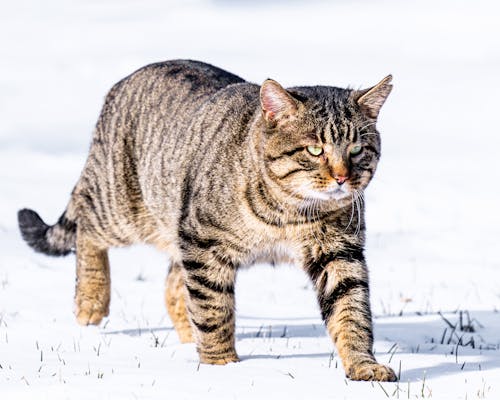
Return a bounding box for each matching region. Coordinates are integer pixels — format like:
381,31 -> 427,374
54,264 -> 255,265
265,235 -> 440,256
241,240 -> 304,268
239,222 -> 326,263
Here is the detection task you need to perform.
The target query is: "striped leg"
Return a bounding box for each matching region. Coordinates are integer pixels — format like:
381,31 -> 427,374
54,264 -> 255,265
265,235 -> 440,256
74,232 -> 110,326
165,263 -> 194,343
307,251 -> 396,381
183,259 -> 238,365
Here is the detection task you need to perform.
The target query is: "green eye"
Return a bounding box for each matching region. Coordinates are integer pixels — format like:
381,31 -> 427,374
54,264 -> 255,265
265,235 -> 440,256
350,145 -> 363,156
306,145 -> 323,156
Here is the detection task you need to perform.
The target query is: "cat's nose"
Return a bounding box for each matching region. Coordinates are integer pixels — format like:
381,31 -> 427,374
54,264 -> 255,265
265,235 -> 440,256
335,175 -> 348,185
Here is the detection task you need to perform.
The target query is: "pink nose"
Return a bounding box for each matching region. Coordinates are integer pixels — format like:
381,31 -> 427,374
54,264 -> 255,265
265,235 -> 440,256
335,175 -> 348,185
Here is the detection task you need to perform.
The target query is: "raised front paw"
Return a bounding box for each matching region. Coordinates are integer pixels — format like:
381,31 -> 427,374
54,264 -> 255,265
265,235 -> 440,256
74,298 -> 109,326
348,362 -> 397,381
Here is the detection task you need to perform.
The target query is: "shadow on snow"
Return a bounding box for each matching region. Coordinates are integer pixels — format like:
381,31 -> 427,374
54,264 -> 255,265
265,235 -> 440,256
103,310 -> 500,381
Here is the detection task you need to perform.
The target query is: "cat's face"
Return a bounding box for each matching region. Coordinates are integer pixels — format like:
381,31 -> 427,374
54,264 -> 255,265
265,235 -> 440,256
259,77 -> 392,205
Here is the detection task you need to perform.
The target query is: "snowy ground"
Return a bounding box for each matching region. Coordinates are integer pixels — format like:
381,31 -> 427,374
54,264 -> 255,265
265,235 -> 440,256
1,0 -> 500,399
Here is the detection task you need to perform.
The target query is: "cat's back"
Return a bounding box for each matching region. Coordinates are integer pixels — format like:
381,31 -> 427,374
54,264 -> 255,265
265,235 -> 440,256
124,60 -> 249,192
91,59 -> 246,159
77,60 -> 246,247
87,59 -> 247,185
108,59 -> 245,141
127,59 -> 245,106
117,59 -> 245,98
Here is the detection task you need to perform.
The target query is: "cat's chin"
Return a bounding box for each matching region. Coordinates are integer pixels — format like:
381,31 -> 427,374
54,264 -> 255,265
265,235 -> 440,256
326,188 -> 351,201
304,187 -> 351,202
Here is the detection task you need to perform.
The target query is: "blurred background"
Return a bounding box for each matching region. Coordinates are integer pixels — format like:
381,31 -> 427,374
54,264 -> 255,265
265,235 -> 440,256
1,0 -> 499,312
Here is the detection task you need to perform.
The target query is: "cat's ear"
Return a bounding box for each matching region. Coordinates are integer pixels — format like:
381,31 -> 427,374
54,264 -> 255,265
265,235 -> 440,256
260,79 -> 298,124
354,75 -> 393,119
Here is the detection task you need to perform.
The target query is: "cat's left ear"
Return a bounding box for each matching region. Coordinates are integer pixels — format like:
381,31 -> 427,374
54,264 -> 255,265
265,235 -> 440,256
260,79 -> 298,124
354,75 -> 393,119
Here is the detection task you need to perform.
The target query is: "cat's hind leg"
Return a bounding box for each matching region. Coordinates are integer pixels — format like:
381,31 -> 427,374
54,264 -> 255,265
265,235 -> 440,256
165,262 -> 194,343
74,231 -> 110,326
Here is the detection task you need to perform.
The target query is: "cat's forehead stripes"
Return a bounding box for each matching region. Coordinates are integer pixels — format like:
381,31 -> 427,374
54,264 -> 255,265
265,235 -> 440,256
293,86 -> 357,145
311,102 -> 358,145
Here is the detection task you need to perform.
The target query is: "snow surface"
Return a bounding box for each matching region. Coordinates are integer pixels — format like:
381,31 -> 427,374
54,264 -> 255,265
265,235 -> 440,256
1,0 -> 500,399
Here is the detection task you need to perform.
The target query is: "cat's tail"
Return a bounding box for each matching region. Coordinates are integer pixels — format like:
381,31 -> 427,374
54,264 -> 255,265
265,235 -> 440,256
17,207 -> 77,256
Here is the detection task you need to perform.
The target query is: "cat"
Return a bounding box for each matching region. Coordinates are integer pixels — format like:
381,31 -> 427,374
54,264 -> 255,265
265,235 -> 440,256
18,59 -> 395,381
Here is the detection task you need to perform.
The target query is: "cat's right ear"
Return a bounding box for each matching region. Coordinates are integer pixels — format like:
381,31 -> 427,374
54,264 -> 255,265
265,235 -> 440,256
260,79 -> 298,124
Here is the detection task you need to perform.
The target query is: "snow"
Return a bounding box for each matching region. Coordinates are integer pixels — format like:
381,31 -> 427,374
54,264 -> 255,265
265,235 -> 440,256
1,0 -> 500,399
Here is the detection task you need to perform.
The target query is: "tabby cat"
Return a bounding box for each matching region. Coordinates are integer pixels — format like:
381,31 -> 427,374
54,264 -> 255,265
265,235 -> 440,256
18,60 -> 395,381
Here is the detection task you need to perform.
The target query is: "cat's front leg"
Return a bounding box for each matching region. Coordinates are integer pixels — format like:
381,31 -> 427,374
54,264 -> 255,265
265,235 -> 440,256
182,258 -> 239,365
306,248 -> 396,381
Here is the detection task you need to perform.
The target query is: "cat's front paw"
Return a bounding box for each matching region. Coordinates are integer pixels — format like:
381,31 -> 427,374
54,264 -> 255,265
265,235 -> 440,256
74,298 -> 109,326
348,362 -> 397,381
199,350 -> 239,365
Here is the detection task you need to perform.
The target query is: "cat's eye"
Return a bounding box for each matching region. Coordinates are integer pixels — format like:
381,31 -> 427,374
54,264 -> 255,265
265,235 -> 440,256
306,145 -> 323,156
350,145 -> 363,156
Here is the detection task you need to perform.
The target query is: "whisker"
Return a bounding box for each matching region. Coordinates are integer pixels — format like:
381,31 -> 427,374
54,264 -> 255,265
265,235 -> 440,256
351,190 -> 359,237
359,121 -> 377,131
312,197 -> 324,243
345,192 -> 356,233
353,189 -> 365,236
359,132 -> 379,138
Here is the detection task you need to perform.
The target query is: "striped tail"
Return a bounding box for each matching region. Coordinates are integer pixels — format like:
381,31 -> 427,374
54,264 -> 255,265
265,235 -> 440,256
18,208 -> 77,256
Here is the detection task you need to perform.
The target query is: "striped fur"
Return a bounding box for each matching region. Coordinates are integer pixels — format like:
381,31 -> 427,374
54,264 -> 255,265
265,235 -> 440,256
18,60 -> 394,381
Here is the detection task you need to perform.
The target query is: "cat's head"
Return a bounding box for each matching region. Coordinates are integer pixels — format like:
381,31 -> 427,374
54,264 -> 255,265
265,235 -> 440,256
258,76 -> 392,205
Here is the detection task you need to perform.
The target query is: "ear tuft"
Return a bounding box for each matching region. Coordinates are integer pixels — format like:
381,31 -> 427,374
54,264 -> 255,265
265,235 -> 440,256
355,75 -> 393,119
260,79 -> 298,123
